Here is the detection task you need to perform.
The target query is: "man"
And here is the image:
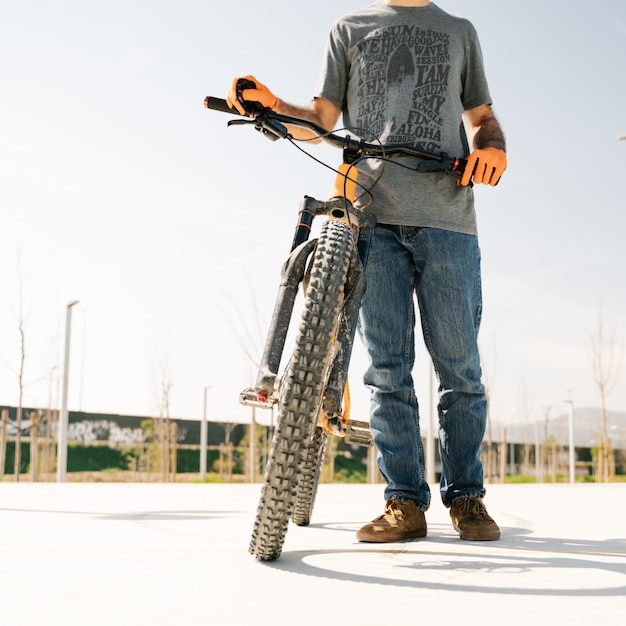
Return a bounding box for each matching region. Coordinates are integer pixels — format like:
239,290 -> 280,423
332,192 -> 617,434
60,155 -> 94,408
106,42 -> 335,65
227,0 -> 506,542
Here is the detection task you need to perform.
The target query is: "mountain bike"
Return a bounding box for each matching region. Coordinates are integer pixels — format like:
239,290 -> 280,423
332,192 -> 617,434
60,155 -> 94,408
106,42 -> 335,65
204,89 -> 468,561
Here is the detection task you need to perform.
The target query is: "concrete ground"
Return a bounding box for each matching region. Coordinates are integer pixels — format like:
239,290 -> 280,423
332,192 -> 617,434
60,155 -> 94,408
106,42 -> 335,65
1,482 -> 625,625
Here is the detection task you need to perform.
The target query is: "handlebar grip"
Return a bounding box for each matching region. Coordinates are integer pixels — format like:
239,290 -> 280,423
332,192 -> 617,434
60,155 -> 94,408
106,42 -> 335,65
204,96 -> 241,115
453,157 -> 467,176
452,157 -> 473,187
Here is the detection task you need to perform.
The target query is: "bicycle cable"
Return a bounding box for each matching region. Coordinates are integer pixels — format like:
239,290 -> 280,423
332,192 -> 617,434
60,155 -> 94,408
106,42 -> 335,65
284,125 -> 390,213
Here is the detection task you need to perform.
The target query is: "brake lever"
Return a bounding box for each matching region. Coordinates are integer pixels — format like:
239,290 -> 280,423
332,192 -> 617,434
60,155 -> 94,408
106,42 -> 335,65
228,114 -> 289,142
227,118 -> 257,128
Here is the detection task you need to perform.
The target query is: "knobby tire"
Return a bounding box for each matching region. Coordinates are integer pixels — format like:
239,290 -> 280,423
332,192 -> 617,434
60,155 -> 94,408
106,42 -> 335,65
291,425 -> 328,527
249,219 -> 352,561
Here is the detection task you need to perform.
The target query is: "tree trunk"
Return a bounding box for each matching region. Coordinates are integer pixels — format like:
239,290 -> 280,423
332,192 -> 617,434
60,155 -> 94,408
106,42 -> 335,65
0,409 -> 8,479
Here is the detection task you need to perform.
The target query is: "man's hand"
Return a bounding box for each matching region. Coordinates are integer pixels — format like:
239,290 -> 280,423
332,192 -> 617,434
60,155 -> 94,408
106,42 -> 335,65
461,147 -> 507,187
226,75 -> 278,116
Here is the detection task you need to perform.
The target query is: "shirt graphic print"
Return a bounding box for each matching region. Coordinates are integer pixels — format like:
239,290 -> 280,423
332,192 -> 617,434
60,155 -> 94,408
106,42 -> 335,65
354,25 -> 450,153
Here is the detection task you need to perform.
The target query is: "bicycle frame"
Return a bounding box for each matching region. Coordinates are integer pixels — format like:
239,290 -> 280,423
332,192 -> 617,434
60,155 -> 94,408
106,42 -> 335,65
204,94 -> 468,559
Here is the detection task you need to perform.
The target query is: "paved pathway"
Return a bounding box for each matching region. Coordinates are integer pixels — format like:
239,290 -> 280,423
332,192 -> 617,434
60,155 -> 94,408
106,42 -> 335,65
1,482 -> 624,625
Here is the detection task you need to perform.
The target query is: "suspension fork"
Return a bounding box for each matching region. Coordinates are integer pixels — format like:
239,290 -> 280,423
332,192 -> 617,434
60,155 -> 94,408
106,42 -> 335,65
249,163 -> 375,419
254,235 -> 317,400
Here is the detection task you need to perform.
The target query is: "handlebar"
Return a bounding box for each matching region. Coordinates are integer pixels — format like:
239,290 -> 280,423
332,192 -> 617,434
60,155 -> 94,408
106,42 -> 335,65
204,96 -> 468,180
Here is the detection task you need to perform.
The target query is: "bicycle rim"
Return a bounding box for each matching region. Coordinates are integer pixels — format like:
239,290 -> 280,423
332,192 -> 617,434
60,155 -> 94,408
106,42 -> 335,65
249,220 -> 352,561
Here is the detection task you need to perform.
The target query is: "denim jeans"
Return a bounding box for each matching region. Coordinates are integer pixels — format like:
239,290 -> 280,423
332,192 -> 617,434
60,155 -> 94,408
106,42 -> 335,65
358,225 -> 487,510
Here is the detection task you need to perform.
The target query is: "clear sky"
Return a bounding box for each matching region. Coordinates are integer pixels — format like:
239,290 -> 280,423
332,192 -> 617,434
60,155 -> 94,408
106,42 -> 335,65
1,0 -> 626,434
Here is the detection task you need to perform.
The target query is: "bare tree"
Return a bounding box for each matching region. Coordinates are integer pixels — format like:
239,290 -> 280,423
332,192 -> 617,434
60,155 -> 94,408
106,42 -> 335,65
219,273 -> 268,371
2,255 -> 61,481
589,305 -> 623,482
519,378 -> 534,476
220,276 -> 271,482
540,405 -> 552,483
3,258 -> 31,482
152,333 -> 176,482
14,301 -> 27,481
0,409 -> 8,478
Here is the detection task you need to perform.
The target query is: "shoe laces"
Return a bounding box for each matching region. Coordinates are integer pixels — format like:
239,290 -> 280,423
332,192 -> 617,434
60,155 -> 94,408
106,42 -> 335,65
456,497 -> 491,521
385,500 -> 411,520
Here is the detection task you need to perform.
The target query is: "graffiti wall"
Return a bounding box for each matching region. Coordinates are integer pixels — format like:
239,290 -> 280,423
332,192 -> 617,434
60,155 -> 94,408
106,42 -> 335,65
0,407 -> 248,447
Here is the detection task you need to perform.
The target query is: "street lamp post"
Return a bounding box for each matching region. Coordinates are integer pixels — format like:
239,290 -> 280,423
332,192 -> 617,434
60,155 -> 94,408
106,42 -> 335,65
200,386 -> 211,480
57,300 -> 79,483
565,399 -> 575,484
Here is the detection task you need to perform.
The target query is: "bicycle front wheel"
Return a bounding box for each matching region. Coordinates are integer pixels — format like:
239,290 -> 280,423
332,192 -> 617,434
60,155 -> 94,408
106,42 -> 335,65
249,219 -> 352,561
291,425 -> 328,527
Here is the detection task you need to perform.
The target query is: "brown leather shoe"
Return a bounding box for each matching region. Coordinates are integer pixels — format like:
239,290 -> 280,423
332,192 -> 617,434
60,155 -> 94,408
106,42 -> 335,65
357,499 -> 427,543
450,497 -> 500,541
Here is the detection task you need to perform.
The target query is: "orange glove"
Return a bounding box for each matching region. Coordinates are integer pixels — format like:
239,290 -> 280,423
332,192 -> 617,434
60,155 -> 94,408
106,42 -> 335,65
226,75 -> 278,116
460,147 -> 507,186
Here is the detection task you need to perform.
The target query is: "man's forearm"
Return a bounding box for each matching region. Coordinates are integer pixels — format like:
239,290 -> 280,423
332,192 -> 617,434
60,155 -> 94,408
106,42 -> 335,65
274,99 -> 322,141
473,115 -> 506,152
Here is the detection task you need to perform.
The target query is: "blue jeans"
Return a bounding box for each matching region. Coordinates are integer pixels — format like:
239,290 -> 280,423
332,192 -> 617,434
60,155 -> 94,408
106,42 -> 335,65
358,225 -> 487,510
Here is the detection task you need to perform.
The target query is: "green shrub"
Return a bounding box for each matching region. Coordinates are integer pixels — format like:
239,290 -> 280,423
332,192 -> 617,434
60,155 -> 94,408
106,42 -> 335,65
2,442 -> 30,474
333,455 -> 367,483
67,445 -> 131,472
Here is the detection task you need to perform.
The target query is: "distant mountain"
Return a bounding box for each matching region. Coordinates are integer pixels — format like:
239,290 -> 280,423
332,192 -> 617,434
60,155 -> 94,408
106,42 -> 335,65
492,407 -> 626,449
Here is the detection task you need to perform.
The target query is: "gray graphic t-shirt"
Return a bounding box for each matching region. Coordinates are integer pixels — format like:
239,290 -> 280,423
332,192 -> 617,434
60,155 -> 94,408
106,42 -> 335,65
314,2 -> 492,234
